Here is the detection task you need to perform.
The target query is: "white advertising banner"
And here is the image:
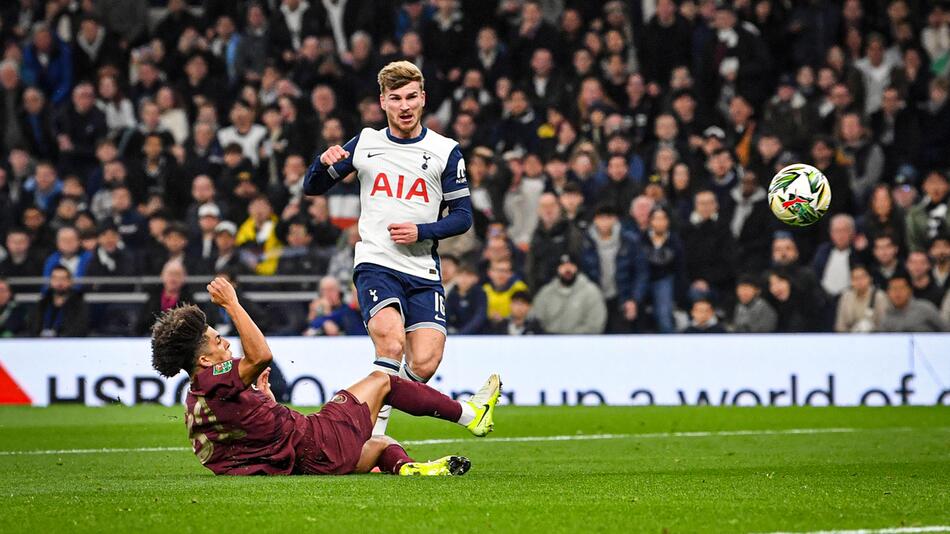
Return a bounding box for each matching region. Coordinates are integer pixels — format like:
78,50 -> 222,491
0,334 -> 948,407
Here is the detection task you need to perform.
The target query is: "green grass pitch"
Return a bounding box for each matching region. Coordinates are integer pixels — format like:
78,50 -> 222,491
0,405 -> 947,533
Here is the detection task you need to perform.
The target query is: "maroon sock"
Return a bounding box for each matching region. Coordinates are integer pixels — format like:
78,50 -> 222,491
377,443 -> 413,475
386,375 -> 462,423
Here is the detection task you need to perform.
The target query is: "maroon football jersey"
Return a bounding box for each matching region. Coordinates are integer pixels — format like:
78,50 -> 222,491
185,358 -> 309,475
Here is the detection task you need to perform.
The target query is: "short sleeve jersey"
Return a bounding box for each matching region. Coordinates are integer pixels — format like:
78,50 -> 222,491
185,358 -> 308,475
325,127 -> 469,280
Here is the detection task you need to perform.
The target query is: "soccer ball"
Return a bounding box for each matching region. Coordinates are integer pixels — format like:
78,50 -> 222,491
767,163 -> 832,227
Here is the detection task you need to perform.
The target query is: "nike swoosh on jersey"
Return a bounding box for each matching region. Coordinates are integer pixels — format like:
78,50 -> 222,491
367,152 -> 383,158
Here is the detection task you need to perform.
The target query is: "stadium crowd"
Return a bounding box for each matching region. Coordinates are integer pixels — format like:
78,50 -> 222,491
0,0 -> 949,337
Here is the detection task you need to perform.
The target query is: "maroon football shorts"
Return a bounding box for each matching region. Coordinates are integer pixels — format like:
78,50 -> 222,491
295,390 -> 373,475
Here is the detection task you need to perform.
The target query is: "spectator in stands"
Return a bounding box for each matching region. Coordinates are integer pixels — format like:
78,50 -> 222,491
595,155 -> 638,217
684,190 -> 735,302
446,263 -> 488,336
0,228 -> 42,277
683,298 -> 726,334
21,23 -> 72,106
905,251 -> 945,307
877,274 -> 948,332
487,290 -> 544,335
305,195 -> 342,252
526,192 -> 584,289
870,233 -> 905,289
732,274 -> 777,333
18,88 -> 58,162
210,221 -> 245,275
327,225 -> 359,288
42,226 -> 92,278
721,168 -> 772,274
835,264 -> 890,333
766,267 -> 810,333
55,82 -> 108,180
917,78 -> 950,171
483,258 -> 529,323
858,184 -> 906,254
85,222 -> 137,282
236,195 -> 283,275
771,233 -> 827,329
148,222 -> 207,276
19,161 -> 62,217
930,235 -> 950,292
813,214 -> 859,300
810,136 -> 855,219
187,204 -> 221,268
21,206 -> 54,260
638,207 -> 686,333
0,278 -> 25,337
137,260 -> 194,335
625,195 -> 655,238
584,205 -> 633,332
276,217 -> 326,283
303,276 -> 365,336
533,253 -> 607,334
0,60 -> 25,155
28,265 -> 87,337
906,170 -> 950,253
218,99 -> 267,167
870,86 -> 921,180
838,112 -> 884,207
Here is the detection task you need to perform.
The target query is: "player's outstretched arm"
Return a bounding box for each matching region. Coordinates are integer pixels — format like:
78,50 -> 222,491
207,277 -> 273,385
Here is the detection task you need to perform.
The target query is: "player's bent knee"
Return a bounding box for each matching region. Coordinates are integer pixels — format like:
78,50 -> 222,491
368,435 -> 398,448
409,356 -> 441,381
376,338 -> 405,359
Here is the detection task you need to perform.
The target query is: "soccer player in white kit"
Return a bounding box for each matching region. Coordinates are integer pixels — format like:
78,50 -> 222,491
303,61 -> 489,435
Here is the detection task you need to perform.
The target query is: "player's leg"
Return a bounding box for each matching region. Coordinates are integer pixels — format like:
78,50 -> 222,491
403,329 -> 445,381
354,266 -> 409,435
401,284 -> 448,382
353,435 -> 471,476
366,307 -> 405,434
346,370 -> 502,437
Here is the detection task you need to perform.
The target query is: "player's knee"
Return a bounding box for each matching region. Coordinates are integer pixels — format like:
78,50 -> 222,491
409,357 -> 440,381
369,370 -> 393,392
376,336 -> 405,359
368,435 -> 398,448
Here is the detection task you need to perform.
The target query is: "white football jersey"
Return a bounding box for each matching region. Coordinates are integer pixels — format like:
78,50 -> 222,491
325,127 -> 469,281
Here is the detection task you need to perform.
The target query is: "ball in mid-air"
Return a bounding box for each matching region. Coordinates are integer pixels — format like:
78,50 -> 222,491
768,163 -> 831,227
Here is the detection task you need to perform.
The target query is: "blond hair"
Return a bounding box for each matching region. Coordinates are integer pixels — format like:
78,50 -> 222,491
377,60 -> 425,94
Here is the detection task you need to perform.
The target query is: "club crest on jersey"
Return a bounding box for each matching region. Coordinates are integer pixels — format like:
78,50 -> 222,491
422,153 -> 431,170
370,172 -> 430,202
369,289 -> 378,302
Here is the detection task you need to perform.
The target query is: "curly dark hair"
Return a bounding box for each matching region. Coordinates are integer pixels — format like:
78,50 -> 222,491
150,304 -> 209,378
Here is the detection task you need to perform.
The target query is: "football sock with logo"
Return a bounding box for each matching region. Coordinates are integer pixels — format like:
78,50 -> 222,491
371,357 -> 401,435
386,375 -> 464,424
376,443 -> 413,475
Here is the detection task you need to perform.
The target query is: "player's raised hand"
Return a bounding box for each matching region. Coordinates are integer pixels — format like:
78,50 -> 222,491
257,367 -> 276,403
207,277 -> 239,308
319,145 -> 350,166
388,222 -> 419,244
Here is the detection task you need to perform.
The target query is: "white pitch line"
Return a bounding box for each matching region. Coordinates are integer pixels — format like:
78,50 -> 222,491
754,526 -> 950,534
0,426 -> 920,456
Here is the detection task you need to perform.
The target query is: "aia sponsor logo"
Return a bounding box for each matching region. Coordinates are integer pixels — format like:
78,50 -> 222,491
370,172 -> 430,202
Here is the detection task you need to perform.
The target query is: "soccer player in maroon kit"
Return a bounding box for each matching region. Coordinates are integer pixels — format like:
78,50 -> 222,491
150,277 -> 501,476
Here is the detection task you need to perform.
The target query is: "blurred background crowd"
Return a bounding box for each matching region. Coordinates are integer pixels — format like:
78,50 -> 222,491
0,0 -> 949,337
